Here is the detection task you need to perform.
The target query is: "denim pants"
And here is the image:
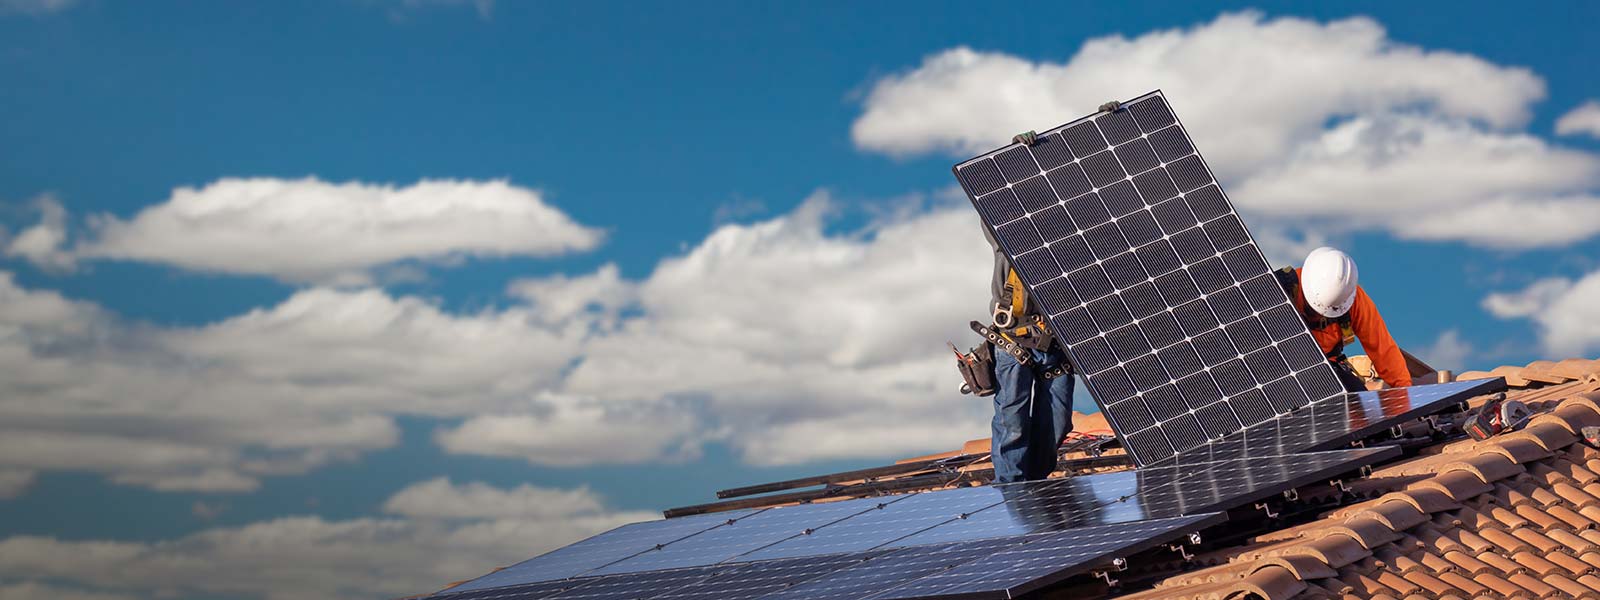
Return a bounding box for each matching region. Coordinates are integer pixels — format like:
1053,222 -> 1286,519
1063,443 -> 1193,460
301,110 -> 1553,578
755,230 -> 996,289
991,345 -> 1075,483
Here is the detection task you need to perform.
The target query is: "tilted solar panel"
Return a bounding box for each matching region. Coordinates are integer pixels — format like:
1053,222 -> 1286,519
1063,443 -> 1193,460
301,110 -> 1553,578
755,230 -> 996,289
953,90 -> 1345,466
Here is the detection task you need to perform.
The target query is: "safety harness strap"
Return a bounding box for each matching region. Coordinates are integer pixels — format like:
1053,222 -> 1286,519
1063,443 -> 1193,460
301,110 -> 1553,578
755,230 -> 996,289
1005,268 -> 1027,325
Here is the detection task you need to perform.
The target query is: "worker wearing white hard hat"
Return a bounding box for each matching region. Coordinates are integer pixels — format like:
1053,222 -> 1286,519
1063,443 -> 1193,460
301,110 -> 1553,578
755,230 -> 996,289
1273,247 -> 1411,391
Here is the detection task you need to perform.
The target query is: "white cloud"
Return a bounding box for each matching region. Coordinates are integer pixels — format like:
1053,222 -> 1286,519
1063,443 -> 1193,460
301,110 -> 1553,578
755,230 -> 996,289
382,476 -> 606,520
75,178 -> 601,284
1230,115 -> 1600,248
3,195 -> 74,272
1484,272 -> 1600,356
0,479 -> 651,600
0,581 -> 135,600
0,0 -> 75,16
849,12 -> 1600,251
0,192 -> 996,488
441,192 -> 995,466
1557,100 -> 1600,138
0,470 -> 34,499
1419,329 -> 1473,372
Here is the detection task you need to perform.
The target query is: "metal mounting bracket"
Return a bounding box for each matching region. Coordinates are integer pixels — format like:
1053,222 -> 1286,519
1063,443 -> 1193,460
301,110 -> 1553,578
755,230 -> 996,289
1255,502 -> 1279,518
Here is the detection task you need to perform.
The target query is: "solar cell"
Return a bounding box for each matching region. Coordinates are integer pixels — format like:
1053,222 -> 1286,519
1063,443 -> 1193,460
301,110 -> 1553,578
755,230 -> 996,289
734,486 -> 1008,561
445,509 -> 758,591
588,496 -> 908,576
654,554 -> 887,600
869,515 -> 1222,600
1169,378 -> 1508,464
888,446 -> 1391,547
952,91 -> 1345,466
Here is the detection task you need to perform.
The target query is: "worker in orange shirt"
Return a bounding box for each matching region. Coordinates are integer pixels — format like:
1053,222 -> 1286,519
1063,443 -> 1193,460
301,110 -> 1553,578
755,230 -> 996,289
1275,247 -> 1412,392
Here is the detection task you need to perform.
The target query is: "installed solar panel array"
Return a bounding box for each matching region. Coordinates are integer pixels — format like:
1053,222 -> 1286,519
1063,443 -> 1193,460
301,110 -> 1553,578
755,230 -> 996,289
953,90 -> 1345,466
424,447 -> 1392,600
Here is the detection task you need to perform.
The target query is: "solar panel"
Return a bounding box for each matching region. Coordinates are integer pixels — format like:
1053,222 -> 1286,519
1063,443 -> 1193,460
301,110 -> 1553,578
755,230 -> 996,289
953,90 -> 1344,466
587,496 -> 908,576
890,446 -> 1393,547
445,509 -> 759,592
735,485 -> 1012,562
869,515 -> 1222,600
1170,378 -> 1508,464
654,554 -> 886,600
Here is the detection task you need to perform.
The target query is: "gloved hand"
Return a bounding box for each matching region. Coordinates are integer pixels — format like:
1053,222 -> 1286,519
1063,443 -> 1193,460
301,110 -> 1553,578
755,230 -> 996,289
1012,130 -> 1038,146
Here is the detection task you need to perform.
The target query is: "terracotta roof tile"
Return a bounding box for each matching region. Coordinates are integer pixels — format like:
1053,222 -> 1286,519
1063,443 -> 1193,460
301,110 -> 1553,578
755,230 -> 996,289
1412,470 -> 1496,502
1233,564 -> 1308,600
1508,549 -> 1565,576
1544,550 -> 1593,577
1389,487 -> 1463,514
1410,548 -> 1455,573
1441,549 -> 1495,574
1476,527 -> 1535,554
1557,480 -> 1600,507
1343,501 -> 1429,533
1506,571 -> 1561,597
1083,359 -> 1600,600
1506,420 -> 1582,452
1505,504 -> 1565,529
1470,571 -> 1527,597
1439,452 -> 1525,484
1508,527 -> 1565,553
1577,573 -> 1600,595
1274,534 -> 1372,569
1548,529 -> 1598,554
1435,571 -> 1490,596
1486,436 -> 1556,464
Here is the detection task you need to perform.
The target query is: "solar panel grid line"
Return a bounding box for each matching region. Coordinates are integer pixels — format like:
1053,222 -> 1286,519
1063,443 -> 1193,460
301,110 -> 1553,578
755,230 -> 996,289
419,446 -> 1401,600
865,513 -> 1228,600
587,495 -> 916,576
443,508 -> 768,592
953,90 -> 1344,466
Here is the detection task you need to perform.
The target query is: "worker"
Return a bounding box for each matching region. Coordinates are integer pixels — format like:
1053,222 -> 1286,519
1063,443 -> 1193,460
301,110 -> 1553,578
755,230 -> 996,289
1277,247 -> 1412,391
985,231 -> 1076,483
984,130 -> 1076,484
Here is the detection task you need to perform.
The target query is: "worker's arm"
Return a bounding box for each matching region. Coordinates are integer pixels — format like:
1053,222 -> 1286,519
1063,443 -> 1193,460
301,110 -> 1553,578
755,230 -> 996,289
1348,286 -> 1412,387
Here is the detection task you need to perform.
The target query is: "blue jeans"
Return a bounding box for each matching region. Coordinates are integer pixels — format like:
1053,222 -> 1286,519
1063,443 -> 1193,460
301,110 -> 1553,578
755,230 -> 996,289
991,345 -> 1075,483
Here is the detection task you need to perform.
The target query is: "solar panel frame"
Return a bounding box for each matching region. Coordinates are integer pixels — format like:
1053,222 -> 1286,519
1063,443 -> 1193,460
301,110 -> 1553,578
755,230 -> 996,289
953,90 -> 1343,467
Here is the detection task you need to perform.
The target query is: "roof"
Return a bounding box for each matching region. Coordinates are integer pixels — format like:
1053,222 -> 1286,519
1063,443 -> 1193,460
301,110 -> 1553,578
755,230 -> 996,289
428,358 -> 1600,599
1098,357 -> 1600,600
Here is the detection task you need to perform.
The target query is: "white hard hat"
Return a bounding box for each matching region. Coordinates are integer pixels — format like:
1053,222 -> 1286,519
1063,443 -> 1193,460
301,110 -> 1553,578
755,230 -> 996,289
1301,247 -> 1359,318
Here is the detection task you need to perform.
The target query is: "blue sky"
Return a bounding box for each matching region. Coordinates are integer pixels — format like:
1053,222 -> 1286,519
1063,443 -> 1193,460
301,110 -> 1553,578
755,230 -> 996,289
4,1 -> 1600,599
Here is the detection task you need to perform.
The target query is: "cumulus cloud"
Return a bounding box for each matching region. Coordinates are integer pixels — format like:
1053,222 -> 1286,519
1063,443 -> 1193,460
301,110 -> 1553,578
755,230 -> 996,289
0,191 -> 995,489
441,192 -> 994,466
382,476 -> 606,520
1419,329 -> 1473,372
74,178 -> 601,284
3,195 -> 74,272
1557,101 -> 1600,138
0,582 -> 135,600
1484,273 -> 1600,356
0,479 -> 650,600
0,470 -> 34,499
850,12 -> 1600,251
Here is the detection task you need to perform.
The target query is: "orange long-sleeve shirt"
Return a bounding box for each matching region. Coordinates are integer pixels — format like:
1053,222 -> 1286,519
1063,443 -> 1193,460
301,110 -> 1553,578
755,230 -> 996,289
1292,268 -> 1412,387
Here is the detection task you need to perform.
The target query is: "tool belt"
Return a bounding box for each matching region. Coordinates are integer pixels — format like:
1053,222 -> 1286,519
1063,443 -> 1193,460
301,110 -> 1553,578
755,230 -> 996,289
953,319 -> 1069,397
